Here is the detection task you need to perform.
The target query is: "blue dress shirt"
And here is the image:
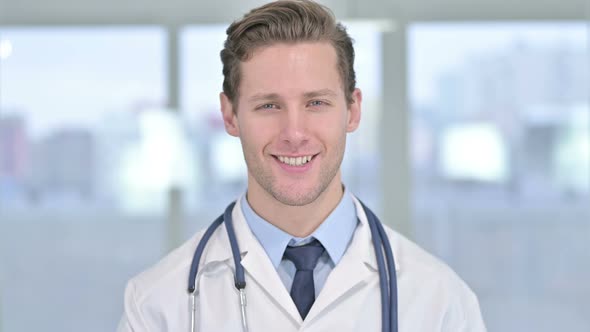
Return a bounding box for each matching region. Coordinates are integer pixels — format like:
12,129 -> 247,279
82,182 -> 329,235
240,189 -> 358,297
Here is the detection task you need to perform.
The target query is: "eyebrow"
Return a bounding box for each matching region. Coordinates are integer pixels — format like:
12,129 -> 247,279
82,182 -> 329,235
247,89 -> 338,103
303,89 -> 338,99
248,93 -> 281,103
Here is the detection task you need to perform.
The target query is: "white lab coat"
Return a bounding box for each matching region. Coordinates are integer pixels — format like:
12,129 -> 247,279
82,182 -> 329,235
118,195 -> 487,331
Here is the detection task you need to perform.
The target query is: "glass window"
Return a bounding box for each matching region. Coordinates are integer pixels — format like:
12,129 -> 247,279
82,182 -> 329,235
408,22 -> 589,331
0,27 -> 167,331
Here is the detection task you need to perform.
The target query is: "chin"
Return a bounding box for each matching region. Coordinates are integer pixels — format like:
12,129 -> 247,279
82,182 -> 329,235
270,185 -> 322,207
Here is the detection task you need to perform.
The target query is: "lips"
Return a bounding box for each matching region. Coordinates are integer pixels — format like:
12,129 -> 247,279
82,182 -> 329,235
276,155 -> 313,166
272,154 -> 319,170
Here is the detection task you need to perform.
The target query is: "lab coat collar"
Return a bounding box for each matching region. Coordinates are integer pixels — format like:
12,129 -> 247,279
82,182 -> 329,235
199,194 -> 399,269
198,194 -> 401,325
199,196 -> 303,324
349,195 -> 401,273
302,195 -> 402,325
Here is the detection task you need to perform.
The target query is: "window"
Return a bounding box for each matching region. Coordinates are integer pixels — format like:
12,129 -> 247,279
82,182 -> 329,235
0,27 -> 167,332
409,22 -> 589,331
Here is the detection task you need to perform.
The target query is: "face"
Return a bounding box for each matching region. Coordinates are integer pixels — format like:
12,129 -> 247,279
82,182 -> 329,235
221,42 -> 361,206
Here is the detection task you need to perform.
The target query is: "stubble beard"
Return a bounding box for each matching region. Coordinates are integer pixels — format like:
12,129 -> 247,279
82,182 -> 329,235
244,138 -> 346,207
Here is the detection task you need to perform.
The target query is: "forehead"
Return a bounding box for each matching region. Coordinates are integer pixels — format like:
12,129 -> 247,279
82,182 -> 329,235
238,42 -> 343,99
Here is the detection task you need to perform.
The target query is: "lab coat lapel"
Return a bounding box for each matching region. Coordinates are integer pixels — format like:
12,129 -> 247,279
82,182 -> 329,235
201,195 -> 393,327
232,199 -> 304,325
303,196 -> 381,324
304,220 -> 375,323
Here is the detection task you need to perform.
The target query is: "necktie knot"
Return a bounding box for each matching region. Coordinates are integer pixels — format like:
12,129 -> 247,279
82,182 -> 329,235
283,239 -> 325,271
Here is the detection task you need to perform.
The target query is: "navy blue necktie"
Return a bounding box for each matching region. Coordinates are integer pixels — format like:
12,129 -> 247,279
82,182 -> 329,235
283,239 -> 325,320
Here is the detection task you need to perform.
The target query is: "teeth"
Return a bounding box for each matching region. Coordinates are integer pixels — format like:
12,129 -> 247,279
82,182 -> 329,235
277,155 -> 313,166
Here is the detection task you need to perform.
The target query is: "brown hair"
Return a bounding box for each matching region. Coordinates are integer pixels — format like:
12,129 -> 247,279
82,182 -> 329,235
220,0 -> 356,107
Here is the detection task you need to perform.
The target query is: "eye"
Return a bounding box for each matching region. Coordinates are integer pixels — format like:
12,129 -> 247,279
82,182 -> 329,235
308,100 -> 327,107
258,103 -> 278,110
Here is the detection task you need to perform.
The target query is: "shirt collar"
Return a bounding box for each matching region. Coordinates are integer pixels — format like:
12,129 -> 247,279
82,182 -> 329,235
240,188 -> 358,268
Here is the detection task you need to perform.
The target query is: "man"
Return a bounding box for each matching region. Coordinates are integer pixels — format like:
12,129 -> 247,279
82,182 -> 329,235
117,1 -> 487,331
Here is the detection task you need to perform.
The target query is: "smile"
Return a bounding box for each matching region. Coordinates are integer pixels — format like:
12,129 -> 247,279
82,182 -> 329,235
275,155 -> 315,167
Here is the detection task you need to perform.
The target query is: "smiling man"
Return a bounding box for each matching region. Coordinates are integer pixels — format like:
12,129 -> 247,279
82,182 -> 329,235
118,1 -> 487,331
220,41 -> 360,238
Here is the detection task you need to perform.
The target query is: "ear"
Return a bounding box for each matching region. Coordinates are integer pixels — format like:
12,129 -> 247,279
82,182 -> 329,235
346,88 -> 362,132
220,92 -> 239,137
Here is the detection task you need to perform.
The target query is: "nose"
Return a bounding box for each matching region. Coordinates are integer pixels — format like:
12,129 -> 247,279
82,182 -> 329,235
279,107 -> 309,146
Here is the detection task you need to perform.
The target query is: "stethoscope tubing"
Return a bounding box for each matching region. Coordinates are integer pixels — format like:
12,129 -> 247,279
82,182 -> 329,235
362,200 -> 398,332
187,200 -> 397,332
188,212 -> 224,293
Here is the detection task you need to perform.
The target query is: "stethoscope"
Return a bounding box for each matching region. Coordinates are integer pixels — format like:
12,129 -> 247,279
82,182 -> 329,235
187,200 -> 398,332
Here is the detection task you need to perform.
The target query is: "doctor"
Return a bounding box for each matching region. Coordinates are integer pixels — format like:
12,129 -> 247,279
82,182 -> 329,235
118,1 -> 487,331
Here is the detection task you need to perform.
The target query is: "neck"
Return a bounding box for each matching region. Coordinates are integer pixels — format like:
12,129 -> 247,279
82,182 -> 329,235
246,174 -> 344,238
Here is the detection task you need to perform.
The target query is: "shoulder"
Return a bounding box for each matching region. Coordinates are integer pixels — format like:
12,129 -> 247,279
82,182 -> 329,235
125,228 -> 207,306
384,225 -> 457,281
118,228 -> 212,331
382,225 -> 486,331
383,224 -> 474,294
350,194 -> 479,303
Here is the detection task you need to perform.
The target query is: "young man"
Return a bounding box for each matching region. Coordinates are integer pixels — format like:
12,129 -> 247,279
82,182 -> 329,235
118,1 -> 487,331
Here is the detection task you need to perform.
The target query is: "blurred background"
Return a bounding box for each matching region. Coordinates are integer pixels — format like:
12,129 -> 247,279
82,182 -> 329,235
0,0 -> 588,331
